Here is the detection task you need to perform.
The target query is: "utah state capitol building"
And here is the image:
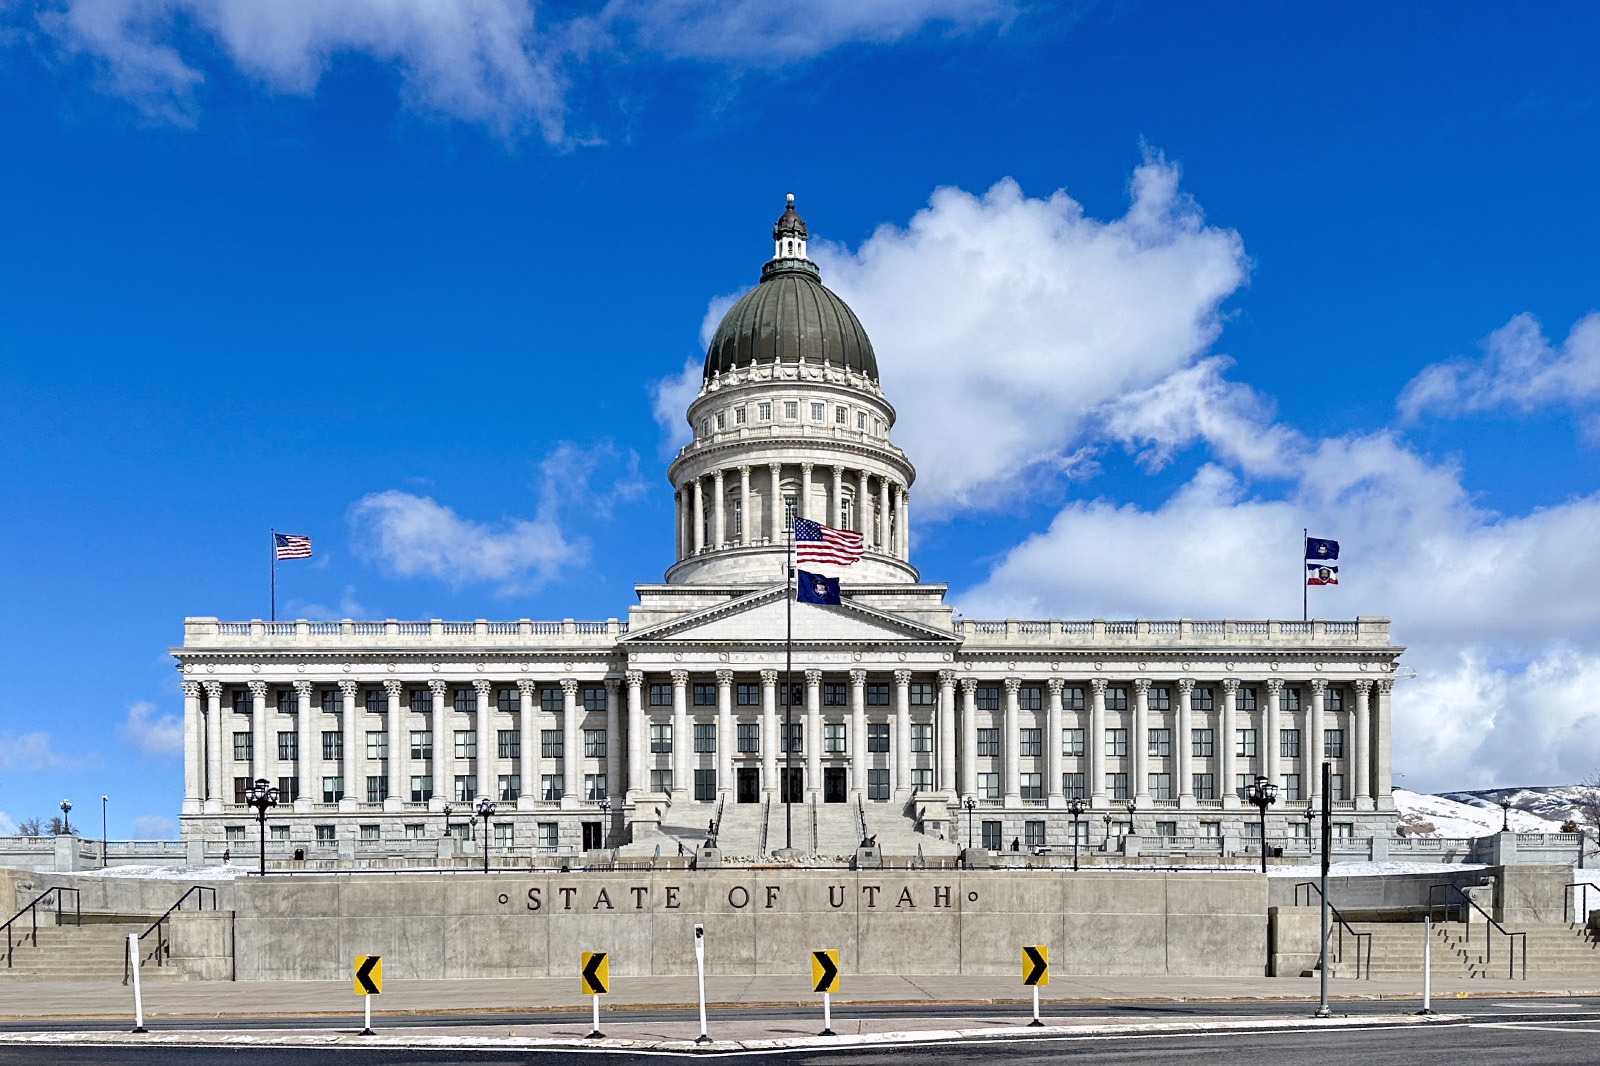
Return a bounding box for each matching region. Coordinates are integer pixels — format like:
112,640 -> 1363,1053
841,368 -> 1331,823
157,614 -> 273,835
174,196 -> 1403,862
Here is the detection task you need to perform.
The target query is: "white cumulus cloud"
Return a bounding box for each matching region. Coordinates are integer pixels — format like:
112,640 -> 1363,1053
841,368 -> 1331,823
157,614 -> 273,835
1399,311 -> 1600,427
122,699 -> 183,756
132,814 -> 177,838
0,730 -> 73,770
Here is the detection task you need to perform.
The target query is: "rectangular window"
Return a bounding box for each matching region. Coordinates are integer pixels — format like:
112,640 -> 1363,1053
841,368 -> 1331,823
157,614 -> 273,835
648,683 -> 672,706
911,768 -> 933,792
866,683 -> 890,706
365,775 -> 388,803
1149,686 -> 1171,711
835,405 -> 847,424
1327,687 -> 1344,712
759,402 -> 772,421
1330,774 -> 1346,801
1147,728 -> 1171,757
867,769 -> 890,800
277,776 -> 299,802
541,775 -> 564,801
583,729 -> 606,758
1106,686 -> 1128,711
233,732 -> 253,761
1107,773 -> 1129,800
737,723 -> 759,752
693,769 -> 717,801
364,688 -> 384,713
784,400 -> 798,420
1198,821 -> 1221,839
693,723 -> 715,753
1148,773 -> 1172,801
1324,729 -> 1345,759
582,686 -> 606,712
404,823 -> 425,839
408,688 -> 429,713
1193,686 -> 1214,712
315,825 -> 335,842
493,822 -> 513,847
1061,686 -> 1085,711
538,822 -> 560,849
1024,820 -> 1046,848
810,402 -> 825,421
778,681 -> 803,706
277,732 -> 297,761
981,820 -> 1004,851
319,689 -> 339,714
857,410 -> 867,429
692,683 -> 715,707
495,687 -> 518,712
1284,687 -> 1301,712
650,769 -> 673,793
867,723 -> 890,753
454,731 -> 476,759
1192,728 -> 1214,758
1062,772 -> 1086,799
909,682 -> 935,706
1280,729 -> 1301,758
977,728 -> 1000,757
276,689 -> 295,714
320,732 -> 341,760
1236,774 -> 1254,797
782,722 -> 803,753
541,687 -> 562,712
1105,728 -> 1127,757
1019,685 -> 1042,711
1332,822 -> 1353,840
497,730 -> 520,759
1062,728 -> 1084,756
1239,686 -> 1257,712
734,406 -> 746,425
541,730 -> 564,758
453,687 -> 477,713
822,681 -> 847,706
409,731 -> 432,760
911,723 -> 934,753
1013,728 -> 1039,757
270,824 -> 290,841
1192,773 -> 1215,800
232,778 -> 250,804
1236,728 -> 1257,759
976,685 -> 1000,711
1155,820 -> 1178,838
1284,773 -> 1302,801
824,723 -> 847,753
322,777 -> 343,803
977,772 -> 1000,799
649,723 -> 672,753
1020,772 -> 1042,800
409,775 -> 433,803
584,773 -> 607,801
454,776 -> 476,802
366,731 -> 388,760
736,682 -> 760,706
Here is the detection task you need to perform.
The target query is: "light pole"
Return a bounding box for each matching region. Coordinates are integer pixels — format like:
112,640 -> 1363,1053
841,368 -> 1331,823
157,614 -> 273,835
1243,775 -> 1279,874
59,799 -> 72,836
962,796 -> 977,851
101,795 -> 108,869
1500,799 -> 1511,832
442,803 -> 454,837
1303,804 -> 1314,855
1102,813 -> 1112,850
598,796 -> 612,849
243,778 -> 279,876
476,797 -> 496,873
1068,798 -> 1086,872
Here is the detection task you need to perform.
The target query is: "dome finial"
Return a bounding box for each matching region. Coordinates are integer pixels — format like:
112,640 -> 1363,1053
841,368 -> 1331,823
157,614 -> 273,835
772,193 -> 808,261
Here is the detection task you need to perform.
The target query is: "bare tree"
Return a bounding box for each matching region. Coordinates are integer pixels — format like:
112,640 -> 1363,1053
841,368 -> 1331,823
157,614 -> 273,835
1578,770 -> 1600,837
17,817 -> 42,836
47,815 -> 68,836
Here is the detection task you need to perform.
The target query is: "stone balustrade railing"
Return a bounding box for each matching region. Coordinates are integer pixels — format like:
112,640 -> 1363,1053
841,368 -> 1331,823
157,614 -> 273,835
184,617 -> 628,646
954,617 -> 1391,647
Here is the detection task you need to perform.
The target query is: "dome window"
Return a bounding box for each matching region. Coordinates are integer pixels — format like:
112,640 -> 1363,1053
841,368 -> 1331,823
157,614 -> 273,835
810,402 -> 825,421
834,406 -> 847,424
784,401 -> 798,420
734,407 -> 746,425
758,402 -> 772,421
857,411 -> 867,430
715,412 -> 725,430
700,419 -> 710,437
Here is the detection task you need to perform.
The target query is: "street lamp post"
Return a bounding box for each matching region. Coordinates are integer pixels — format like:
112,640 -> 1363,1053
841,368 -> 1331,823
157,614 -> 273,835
1068,798 -> 1086,872
476,797 -> 496,873
59,799 -> 72,836
1102,813 -> 1112,850
962,796 -> 978,854
1303,804 -> 1315,855
1500,800 -> 1511,832
1243,775 -> 1279,874
242,778 -> 280,876
101,795 -> 108,869
598,797 -> 612,849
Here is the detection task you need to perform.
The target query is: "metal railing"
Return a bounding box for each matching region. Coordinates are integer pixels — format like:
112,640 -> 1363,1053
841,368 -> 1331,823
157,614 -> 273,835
1292,882 -> 1372,979
1428,883 -> 1526,980
2,887 -> 80,968
757,797 -> 770,858
1564,882 -> 1598,926
855,798 -> 870,846
124,885 -> 218,985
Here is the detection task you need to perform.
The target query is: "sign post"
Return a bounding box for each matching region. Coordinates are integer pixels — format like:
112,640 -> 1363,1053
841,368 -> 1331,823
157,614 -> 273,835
353,955 -> 382,1035
1418,917 -> 1435,1015
127,933 -> 147,1033
693,924 -> 710,1045
811,949 -> 840,1036
1021,945 -> 1048,1027
581,951 -> 610,1038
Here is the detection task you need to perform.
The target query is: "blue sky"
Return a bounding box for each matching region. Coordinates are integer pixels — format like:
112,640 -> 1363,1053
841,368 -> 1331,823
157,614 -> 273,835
3,2 -> 1599,835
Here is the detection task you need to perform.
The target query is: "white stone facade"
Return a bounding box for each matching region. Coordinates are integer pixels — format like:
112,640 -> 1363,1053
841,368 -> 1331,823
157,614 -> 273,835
173,199 -> 1403,857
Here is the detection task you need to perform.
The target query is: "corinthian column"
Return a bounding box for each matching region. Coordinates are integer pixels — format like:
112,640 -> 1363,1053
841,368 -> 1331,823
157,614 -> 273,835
518,680 -> 538,809
893,670 -> 911,800
712,469 -> 726,549
715,670 -> 734,798
1177,678 -> 1195,807
692,479 -> 705,554
1133,679 -> 1151,805
937,670 -> 957,794
560,678 -> 579,808
384,679 -> 403,810
739,467 -> 752,547
670,670 -> 689,800
337,679 -> 358,811
959,677 -> 978,799
878,479 -> 891,550
831,465 -> 844,528
769,464 -> 783,542
1045,679 -> 1064,807
1221,678 -> 1240,810
293,680 -> 313,811
1308,679 -> 1327,808
1353,679 -> 1373,810
760,669 -> 778,798
1264,678 -> 1282,792
429,679 -> 451,810
805,669 -> 823,801
897,489 -> 910,559
857,470 -> 871,536
182,681 -> 203,814
800,463 -> 813,521
248,680 -> 269,789
1090,679 -> 1107,806
1002,678 -> 1021,806
850,669 -> 868,797
1375,679 -> 1394,810
202,681 -> 223,812
625,672 -> 645,798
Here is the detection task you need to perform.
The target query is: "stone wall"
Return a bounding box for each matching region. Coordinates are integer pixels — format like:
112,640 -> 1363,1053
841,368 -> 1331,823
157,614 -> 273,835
230,869 -> 1268,981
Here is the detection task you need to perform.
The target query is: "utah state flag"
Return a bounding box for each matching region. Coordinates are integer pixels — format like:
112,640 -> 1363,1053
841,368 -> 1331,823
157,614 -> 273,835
796,569 -> 842,605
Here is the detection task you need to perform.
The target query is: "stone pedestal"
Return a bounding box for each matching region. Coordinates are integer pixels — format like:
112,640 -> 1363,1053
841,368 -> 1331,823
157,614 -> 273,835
853,845 -> 882,870
695,846 -> 722,869
1122,832 -> 1142,858
960,847 -> 989,869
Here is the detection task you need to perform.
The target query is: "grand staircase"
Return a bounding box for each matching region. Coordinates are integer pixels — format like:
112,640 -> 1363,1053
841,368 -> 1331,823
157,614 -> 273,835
0,920 -> 171,981
1339,920 -> 1600,979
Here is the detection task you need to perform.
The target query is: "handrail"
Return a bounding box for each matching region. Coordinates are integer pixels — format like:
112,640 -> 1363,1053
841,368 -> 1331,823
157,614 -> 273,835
1292,882 -> 1372,980
2,887 -> 81,968
856,797 -> 870,846
1427,883 -> 1526,980
123,885 -> 218,985
811,800 -> 819,855
757,797 -> 770,858
1564,882 -> 1598,926
707,795 -> 725,849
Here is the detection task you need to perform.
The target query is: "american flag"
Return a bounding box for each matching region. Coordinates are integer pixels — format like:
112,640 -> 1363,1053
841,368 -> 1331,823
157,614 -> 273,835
274,533 -> 313,560
793,518 -> 863,566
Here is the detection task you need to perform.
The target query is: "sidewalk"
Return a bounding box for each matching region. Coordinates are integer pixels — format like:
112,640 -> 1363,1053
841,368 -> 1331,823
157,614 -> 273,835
2,973 -> 1597,1023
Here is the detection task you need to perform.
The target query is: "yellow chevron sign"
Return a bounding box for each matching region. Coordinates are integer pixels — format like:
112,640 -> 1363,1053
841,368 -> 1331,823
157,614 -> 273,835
354,955 -> 382,995
1021,945 -> 1048,987
811,949 -> 840,993
581,951 -> 609,995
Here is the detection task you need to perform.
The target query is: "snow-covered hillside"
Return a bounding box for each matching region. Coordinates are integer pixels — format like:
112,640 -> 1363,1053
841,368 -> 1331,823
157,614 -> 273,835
1392,787 -> 1568,838
1439,785 -> 1595,828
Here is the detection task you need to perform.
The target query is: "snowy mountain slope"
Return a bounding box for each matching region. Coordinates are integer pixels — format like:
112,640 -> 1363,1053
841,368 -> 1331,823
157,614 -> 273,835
1392,787 -> 1568,838
1438,785 -> 1595,828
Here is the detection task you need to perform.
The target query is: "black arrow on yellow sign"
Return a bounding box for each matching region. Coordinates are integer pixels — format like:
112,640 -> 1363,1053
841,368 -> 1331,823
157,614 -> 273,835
1021,945 -> 1048,987
581,951 -> 609,995
811,950 -> 840,994
354,955 -> 382,995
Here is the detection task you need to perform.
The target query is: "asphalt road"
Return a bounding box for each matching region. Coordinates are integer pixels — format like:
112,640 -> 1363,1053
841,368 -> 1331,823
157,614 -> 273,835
4,1018 -> 1600,1065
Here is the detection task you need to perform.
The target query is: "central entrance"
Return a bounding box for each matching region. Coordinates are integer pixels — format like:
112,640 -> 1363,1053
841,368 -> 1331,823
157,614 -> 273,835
736,768 -> 760,803
823,767 -> 847,803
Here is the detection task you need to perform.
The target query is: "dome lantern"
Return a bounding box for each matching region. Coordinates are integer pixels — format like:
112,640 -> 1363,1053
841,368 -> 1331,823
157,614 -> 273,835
773,193 -> 808,261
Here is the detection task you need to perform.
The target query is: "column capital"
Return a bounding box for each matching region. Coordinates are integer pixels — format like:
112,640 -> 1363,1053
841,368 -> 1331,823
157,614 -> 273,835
1133,678 -> 1151,694
670,670 -> 689,687
738,464 -> 750,476
713,469 -> 725,484
291,679 -> 312,699
1003,677 -> 1021,694
604,678 -> 621,695
832,463 -> 845,476
474,678 -> 494,697
893,669 -> 912,686
517,678 -> 538,696
850,668 -> 868,686
182,680 -> 202,699
429,679 -> 448,699
202,680 -> 222,699
625,670 -> 645,687
248,679 -> 268,698
1309,678 -> 1328,694
383,679 -> 403,697
1264,678 -> 1283,693
800,461 -> 813,473
338,679 -> 358,698
937,670 -> 956,686
1045,677 -> 1065,694
759,669 -> 778,685
769,462 -> 782,475
804,669 -> 823,686
1352,678 -> 1373,695
1376,679 -> 1393,694
715,669 -> 734,687
958,676 -> 978,695
1177,678 -> 1195,694
560,678 -> 580,697
1090,677 -> 1108,694
1221,677 -> 1240,693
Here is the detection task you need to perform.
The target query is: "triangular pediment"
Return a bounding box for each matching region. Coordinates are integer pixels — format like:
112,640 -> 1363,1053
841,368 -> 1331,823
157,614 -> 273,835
621,585 -> 958,646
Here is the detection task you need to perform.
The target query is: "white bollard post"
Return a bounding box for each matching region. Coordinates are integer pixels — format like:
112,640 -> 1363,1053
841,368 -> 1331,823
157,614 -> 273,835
128,933 -> 147,1033
363,994 -> 372,1035
593,993 -> 601,1037
1032,984 -> 1041,1026
694,923 -> 710,1044
1419,915 -> 1435,1015
823,991 -> 832,1035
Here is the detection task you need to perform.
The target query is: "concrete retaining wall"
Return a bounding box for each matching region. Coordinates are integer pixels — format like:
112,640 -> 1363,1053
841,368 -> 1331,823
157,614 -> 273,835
232,870 -> 1268,981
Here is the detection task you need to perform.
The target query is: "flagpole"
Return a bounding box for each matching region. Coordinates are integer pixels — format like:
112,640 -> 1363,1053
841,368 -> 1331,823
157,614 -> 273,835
270,528 -> 277,623
1302,528 -> 1308,623
784,520 -> 794,853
